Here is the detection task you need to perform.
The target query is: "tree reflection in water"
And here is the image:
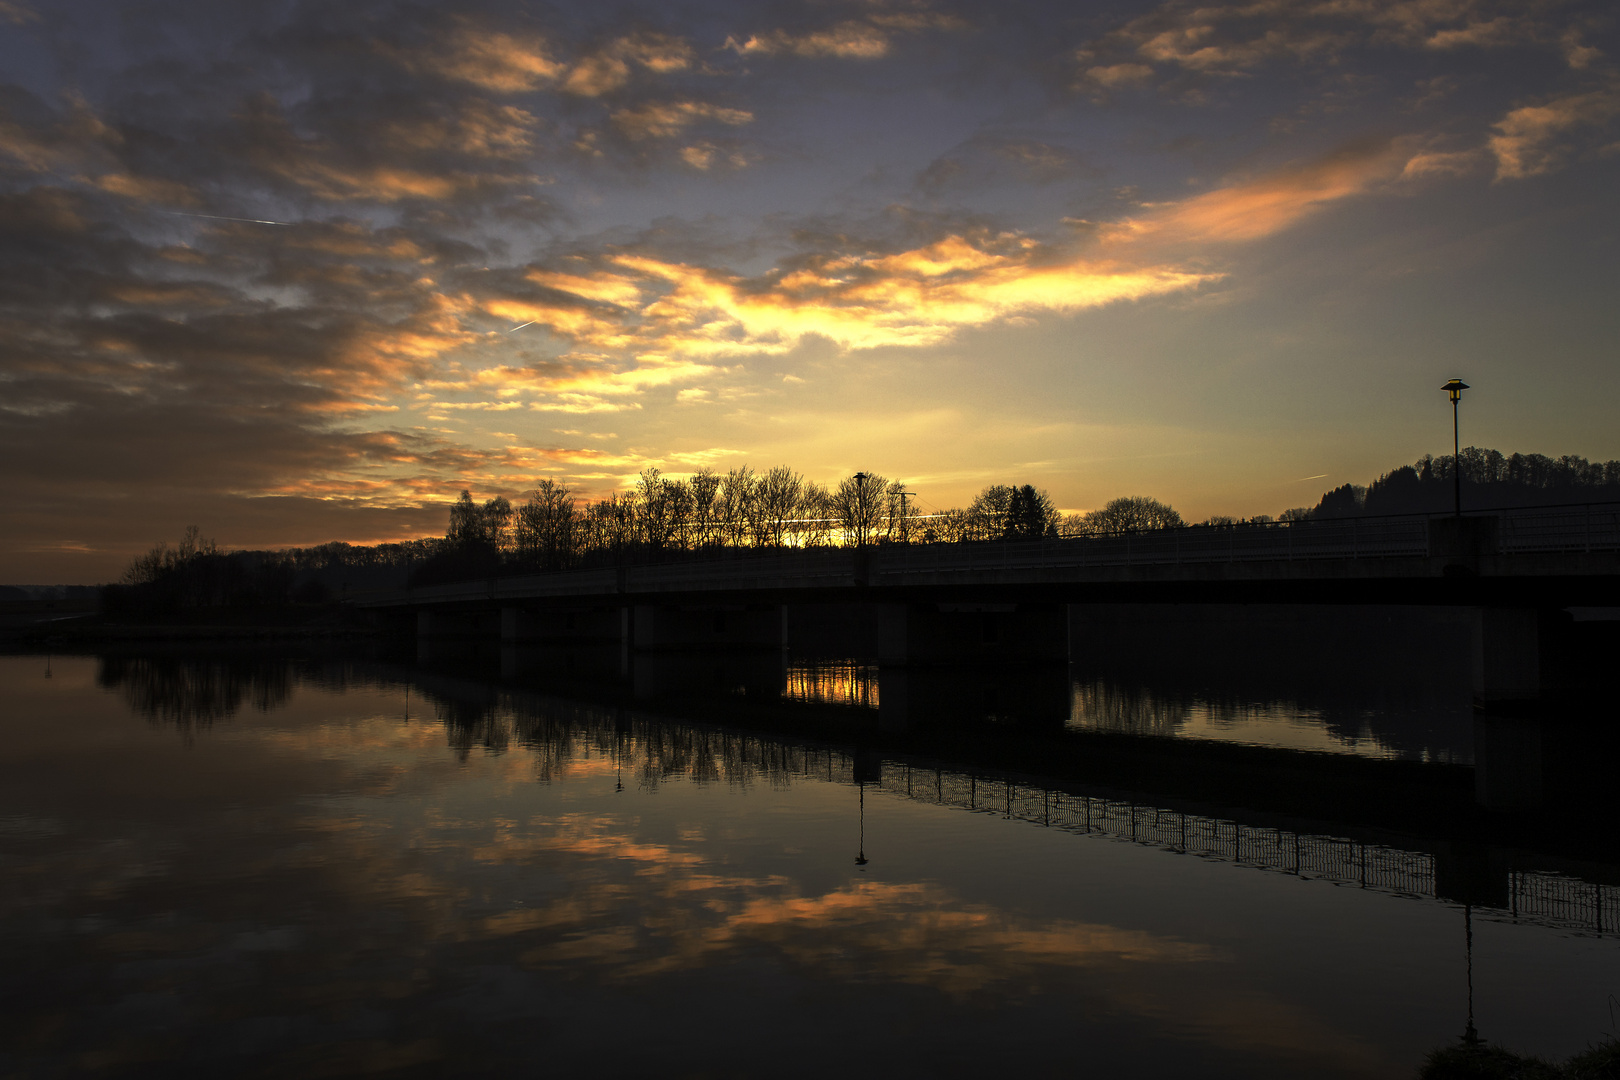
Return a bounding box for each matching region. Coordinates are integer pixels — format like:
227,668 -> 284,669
97,656 -> 293,735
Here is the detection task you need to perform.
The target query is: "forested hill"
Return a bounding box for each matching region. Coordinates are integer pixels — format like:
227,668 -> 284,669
1308,449 -> 1620,519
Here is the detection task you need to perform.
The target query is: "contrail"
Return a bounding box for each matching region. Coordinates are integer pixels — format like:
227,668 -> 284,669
507,321 -> 536,333
1293,473 -> 1329,482
157,210 -> 291,226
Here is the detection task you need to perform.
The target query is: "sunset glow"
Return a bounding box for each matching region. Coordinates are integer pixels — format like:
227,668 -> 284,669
1,0 -> 1616,579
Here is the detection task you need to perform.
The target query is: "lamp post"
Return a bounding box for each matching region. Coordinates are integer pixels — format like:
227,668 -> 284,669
1441,379 -> 1469,517
853,472 -> 869,546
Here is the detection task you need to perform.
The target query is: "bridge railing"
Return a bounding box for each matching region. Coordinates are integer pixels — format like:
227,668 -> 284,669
1500,503 -> 1620,554
873,516 -> 1432,578
370,501 -> 1620,606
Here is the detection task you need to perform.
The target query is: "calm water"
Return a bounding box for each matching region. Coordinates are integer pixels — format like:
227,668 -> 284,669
3,650 -> 1616,1078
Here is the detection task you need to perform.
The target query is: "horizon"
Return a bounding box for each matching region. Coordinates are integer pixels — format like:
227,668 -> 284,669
4,0 -> 1618,583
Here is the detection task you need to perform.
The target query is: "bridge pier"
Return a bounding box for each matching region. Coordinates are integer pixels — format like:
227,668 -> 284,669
630,648 -> 788,700
500,606 -> 624,645
418,608 -> 503,639
877,602 -> 1067,667
630,604 -> 787,652
877,663 -> 1070,731
417,608 -> 503,664
1473,714 -> 1543,809
1472,608 -> 1547,707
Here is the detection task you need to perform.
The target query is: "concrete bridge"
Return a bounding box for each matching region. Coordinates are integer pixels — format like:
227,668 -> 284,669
364,505 -> 1620,706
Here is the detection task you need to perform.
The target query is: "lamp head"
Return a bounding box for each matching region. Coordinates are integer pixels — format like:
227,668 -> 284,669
1442,378 -> 1469,403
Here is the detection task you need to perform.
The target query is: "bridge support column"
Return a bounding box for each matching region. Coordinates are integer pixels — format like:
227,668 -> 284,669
631,648 -> 788,700
877,603 -> 1066,667
630,604 -> 786,652
416,608 -> 501,664
1473,608 -> 1544,707
417,609 -> 501,639
1473,715 -> 1543,809
501,606 -> 624,645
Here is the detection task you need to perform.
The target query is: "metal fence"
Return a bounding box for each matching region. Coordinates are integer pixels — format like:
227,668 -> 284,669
1499,504 -> 1620,554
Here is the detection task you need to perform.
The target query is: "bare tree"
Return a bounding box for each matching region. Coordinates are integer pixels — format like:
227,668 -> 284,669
688,468 -> 721,550
967,484 -> 1015,541
753,466 -> 804,548
833,472 -> 887,545
795,481 -> 835,547
515,480 -> 576,569
719,466 -> 756,548
637,468 -> 678,552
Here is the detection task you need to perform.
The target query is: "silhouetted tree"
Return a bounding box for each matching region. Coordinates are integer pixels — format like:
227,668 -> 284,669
833,472 -> 887,545
1082,496 -> 1184,534
515,480 -> 576,570
1004,484 -> 1057,540
753,466 -> 804,548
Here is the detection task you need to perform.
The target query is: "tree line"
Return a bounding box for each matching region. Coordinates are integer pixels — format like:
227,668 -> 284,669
1295,447 -> 1620,519
413,467 -> 1203,585
110,467 -> 1205,602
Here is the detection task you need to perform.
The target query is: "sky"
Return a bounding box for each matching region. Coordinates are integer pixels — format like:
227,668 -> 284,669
2,0 -> 1618,583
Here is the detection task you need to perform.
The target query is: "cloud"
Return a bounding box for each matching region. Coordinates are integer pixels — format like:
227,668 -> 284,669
1086,62 -> 1155,88
726,21 -> 894,60
611,101 -> 754,140
916,134 -> 1096,194
1109,138 -> 1413,245
395,24 -> 693,97
1073,0 -> 1593,91
1489,89 -> 1620,179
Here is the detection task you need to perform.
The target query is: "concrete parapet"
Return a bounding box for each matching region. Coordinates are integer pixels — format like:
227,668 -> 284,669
1428,515 -> 1500,559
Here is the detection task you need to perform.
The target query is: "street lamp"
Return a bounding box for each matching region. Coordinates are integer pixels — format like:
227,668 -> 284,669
1441,379 -> 1469,517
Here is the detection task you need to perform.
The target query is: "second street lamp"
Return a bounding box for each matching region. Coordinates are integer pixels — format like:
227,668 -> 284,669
1442,379 -> 1469,517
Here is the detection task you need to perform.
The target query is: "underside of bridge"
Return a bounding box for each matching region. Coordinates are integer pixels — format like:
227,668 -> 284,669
405,596 -> 1612,712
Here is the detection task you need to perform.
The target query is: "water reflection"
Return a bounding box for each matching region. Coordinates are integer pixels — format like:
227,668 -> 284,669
409,667 -> 1616,938
8,653 -> 1619,1078
784,659 -> 878,710
1066,676 -> 1474,763
98,654 -> 292,732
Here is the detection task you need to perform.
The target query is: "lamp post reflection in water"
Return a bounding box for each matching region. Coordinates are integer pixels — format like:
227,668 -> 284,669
1462,903 -> 1481,1048
855,781 -> 868,868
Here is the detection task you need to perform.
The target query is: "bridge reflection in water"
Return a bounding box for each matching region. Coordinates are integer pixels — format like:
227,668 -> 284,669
394,652 -> 1620,941
90,648 -> 1620,939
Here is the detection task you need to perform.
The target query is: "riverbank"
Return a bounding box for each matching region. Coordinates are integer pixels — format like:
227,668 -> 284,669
1422,1036 -> 1619,1078
0,603 -> 390,648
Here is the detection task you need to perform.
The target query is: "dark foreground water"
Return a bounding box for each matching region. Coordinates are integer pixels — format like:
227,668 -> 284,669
3,649 -> 1617,1078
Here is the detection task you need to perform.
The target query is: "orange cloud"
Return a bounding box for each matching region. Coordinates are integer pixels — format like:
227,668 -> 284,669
1110,139 -> 1410,245
1489,90 -> 1620,180
610,101 -> 754,140
404,25 -> 693,97
726,22 -> 893,59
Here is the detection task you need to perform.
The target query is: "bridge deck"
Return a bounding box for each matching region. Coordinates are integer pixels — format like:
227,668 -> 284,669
362,505 -> 1620,609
